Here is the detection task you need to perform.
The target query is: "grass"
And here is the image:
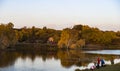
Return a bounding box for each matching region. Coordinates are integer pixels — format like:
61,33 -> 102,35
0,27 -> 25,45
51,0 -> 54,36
75,63 -> 120,71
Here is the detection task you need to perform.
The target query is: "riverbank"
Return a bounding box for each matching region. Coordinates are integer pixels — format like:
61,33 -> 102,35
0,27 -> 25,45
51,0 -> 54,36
83,44 -> 120,50
8,43 -> 58,51
1,43 -> 120,51
75,63 -> 120,71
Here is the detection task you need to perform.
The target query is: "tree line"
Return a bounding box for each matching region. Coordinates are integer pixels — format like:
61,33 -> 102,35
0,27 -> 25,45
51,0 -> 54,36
0,22 -> 120,49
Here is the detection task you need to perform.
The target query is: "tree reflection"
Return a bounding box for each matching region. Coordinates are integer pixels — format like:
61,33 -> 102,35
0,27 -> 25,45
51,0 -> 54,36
0,52 -> 18,68
57,50 -> 95,68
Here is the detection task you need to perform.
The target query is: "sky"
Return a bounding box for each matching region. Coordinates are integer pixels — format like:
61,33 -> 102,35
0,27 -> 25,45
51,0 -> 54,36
0,0 -> 120,31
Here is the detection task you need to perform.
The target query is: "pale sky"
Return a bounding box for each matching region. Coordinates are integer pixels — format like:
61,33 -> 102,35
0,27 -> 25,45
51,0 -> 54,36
0,0 -> 120,31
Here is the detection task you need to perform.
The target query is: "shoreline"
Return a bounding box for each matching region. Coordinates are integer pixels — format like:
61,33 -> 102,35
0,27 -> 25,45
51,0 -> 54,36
1,43 -> 120,51
75,63 -> 120,71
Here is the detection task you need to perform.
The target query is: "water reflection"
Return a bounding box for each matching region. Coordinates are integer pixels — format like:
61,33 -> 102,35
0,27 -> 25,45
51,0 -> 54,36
0,50 -> 120,71
0,51 -> 18,68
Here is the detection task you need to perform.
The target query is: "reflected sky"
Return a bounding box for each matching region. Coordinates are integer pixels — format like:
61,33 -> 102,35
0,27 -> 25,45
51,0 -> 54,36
84,50 -> 120,55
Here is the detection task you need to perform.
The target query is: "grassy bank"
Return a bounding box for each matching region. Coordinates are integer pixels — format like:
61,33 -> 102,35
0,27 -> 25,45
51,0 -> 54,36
75,63 -> 120,71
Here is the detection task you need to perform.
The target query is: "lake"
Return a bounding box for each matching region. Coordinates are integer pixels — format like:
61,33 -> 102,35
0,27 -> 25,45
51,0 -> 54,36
0,50 -> 120,71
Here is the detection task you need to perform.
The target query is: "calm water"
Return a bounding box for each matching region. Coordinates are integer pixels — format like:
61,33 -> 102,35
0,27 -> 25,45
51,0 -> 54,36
85,50 -> 120,55
0,49 -> 120,71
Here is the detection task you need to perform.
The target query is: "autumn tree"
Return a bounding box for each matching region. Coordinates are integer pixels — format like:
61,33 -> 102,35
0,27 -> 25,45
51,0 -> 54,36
58,28 -> 85,49
0,22 -> 18,49
81,25 -> 117,45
